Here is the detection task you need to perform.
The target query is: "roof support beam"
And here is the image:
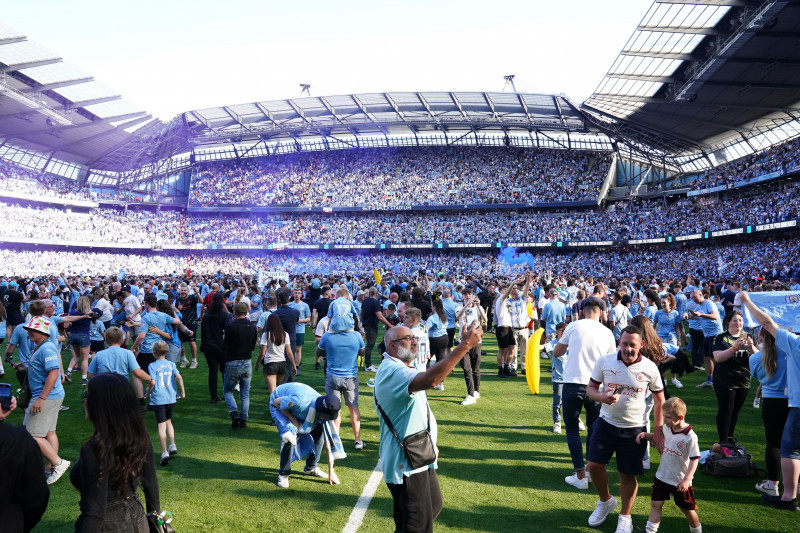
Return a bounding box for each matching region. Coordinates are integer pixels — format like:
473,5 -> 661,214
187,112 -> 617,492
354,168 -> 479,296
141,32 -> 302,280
384,93 -> 406,121
621,50 -> 693,61
318,97 -> 345,124
589,94 -> 800,114
637,26 -> 718,35
351,95 -> 378,124
19,77 -> 94,93
483,93 -> 500,121
254,103 -> 279,127
0,36 -> 26,45
606,72 -> 674,83
0,57 -> 62,73
450,93 -> 468,120
285,100 -> 311,125
654,0 -> 744,6
553,96 -> 567,128
417,93 -> 437,123
65,95 -> 121,111
85,118 -> 160,166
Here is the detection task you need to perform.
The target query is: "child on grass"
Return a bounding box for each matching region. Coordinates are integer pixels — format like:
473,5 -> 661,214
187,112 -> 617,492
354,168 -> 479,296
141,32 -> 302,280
145,340 -> 185,466
88,309 -> 106,360
636,397 -> 703,533
547,322 -> 567,434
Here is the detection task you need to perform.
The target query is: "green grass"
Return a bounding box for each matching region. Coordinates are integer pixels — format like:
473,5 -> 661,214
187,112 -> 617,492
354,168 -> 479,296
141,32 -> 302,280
5,331 -> 796,532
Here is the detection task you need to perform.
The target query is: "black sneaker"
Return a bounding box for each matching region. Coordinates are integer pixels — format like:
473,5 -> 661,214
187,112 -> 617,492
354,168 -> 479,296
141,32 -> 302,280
315,363 -> 321,371
762,494 -> 799,511
498,368 -> 508,378
507,367 -> 518,377
239,419 -> 247,429
64,371 -> 72,384
230,411 -> 239,429
209,396 -> 222,404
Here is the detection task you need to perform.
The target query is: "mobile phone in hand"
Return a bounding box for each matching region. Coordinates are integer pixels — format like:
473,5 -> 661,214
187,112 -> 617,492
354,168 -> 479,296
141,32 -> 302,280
0,383 -> 12,411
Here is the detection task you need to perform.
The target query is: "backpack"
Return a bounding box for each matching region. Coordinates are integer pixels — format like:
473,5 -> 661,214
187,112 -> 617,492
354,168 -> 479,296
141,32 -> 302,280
701,441 -> 759,477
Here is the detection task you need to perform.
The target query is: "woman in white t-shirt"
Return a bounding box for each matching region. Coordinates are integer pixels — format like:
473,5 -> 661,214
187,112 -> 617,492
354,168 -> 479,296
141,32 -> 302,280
255,313 -> 296,394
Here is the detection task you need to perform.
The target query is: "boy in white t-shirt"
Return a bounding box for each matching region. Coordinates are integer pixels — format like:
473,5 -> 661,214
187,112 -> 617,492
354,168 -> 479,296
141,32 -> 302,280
636,397 -> 702,533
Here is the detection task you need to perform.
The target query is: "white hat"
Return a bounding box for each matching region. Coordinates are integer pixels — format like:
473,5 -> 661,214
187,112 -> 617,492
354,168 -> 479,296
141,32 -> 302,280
23,316 -> 51,336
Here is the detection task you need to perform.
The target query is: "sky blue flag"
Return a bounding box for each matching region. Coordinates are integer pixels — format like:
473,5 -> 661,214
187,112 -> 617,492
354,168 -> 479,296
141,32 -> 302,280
744,291 -> 800,332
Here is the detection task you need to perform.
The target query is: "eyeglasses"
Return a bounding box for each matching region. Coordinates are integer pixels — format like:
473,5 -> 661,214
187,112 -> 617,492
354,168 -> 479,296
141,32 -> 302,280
390,335 -> 417,344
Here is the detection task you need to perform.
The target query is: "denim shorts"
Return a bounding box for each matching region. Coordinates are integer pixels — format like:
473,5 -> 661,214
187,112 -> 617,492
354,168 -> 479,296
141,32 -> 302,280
780,407 -> 800,459
70,332 -> 91,348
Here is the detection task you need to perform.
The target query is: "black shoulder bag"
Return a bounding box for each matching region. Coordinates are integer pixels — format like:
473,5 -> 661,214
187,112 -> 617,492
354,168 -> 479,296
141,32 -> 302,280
375,395 -> 437,469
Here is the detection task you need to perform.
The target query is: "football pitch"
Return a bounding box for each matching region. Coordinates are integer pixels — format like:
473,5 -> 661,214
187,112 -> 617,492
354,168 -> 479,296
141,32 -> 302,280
8,331 -> 796,532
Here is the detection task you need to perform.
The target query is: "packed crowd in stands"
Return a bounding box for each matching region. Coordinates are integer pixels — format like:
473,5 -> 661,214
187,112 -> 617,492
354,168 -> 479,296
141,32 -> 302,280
686,136 -> 800,190
2,179 -> 799,246
0,160 -> 93,202
2,237 -> 799,280
188,147 -> 612,207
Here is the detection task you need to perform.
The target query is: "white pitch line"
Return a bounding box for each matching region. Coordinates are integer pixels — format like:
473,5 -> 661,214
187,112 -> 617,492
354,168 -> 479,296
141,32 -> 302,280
342,459 -> 383,533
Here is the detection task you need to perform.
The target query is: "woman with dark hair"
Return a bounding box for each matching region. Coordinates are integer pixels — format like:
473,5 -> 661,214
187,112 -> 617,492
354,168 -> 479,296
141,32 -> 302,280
750,329 -> 790,497
65,296 -> 94,385
200,292 -> 230,403
255,313 -> 296,394
641,289 -> 661,321
72,373 -> 160,532
712,310 -> 755,443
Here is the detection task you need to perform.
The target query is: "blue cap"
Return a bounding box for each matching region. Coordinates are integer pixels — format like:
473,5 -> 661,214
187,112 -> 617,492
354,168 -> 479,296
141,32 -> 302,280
9,281 -> 18,288
0,281 -> 6,287
156,293 -> 168,301
558,290 -> 569,301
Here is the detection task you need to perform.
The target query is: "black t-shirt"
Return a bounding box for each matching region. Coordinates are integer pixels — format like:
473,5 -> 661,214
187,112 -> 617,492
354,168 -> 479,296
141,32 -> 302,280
389,285 -> 403,295
176,294 -> 199,326
360,297 -> 382,328
2,289 -> 24,323
313,298 -> 332,320
411,298 -> 433,320
711,332 -> 751,389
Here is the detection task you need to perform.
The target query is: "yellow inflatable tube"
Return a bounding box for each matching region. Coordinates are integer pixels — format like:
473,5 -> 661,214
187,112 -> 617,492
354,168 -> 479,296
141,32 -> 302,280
526,328 -> 544,395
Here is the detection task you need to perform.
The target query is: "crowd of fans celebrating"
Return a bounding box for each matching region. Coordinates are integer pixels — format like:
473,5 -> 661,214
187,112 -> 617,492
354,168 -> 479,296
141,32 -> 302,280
686,136 -> 800,190
188,147 -> 612,207
0,161 -> 93,202
1,177 -> 799,247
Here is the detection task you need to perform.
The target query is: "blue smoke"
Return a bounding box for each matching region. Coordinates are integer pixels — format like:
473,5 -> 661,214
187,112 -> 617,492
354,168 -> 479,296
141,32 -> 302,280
498,247 -> 535,270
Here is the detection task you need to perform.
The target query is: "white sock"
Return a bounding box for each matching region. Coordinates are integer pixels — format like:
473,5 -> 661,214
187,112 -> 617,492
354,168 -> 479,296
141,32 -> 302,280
645,521 -> 659,533
690,525 -> 702,533
82,374 -> 88,380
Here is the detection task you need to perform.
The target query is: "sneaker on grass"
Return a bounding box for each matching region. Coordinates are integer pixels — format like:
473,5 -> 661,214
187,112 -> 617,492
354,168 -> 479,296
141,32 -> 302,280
461,395 -> 476,406
365,364 -> 378,372
565,473 -> 589,490
553,422 -> 561,434
189,359 -> 198,369
578,419 -> 587,431
277,474 -> 290,488
587,496 -> 618,526
179,359 -> 189,369
59,405 -> 70,411
755,480 -> 778,497
762,494 -> 799,511
472,391 -> 480,399
160,452 -> 170,466
615,513 -> 633,533
168,444 -> 178,456
696,380 -> 713,388
303,466 -> 327,478
354,440 -> 365,450
433,383 -> 444,391
46,460 -> 71,485
671,377 -> 683,389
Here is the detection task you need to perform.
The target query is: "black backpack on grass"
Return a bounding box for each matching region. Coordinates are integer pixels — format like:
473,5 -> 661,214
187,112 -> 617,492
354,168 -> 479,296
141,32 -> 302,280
701,440 -> 759,477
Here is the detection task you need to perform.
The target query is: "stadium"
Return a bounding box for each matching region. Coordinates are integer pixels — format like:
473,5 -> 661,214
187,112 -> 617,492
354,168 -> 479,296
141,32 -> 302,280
1,0 -> 800,532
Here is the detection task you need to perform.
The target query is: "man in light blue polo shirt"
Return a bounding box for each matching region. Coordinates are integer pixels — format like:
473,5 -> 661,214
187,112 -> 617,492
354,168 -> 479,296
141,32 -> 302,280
289,289 -> 311,373
541,288 -> 567,341
374,322 -> 482,532
738,292 -> 800,511
691,289 -> 722,388
317,329 -> 365,449
441,289 -> 458,354
21,316 -> 70,485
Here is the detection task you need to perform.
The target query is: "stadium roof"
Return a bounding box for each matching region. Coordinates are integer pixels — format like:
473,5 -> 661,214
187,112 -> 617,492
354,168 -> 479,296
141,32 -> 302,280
583,0 -> 800,170
185,91 -> 592,144
0,21 -> 164,175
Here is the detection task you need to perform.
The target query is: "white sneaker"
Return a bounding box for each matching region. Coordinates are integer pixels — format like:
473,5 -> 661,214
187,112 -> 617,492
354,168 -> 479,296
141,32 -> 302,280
753,397 -> 761,409
461,395 -> 477,406
303,466 -> 327,478
565,472 -> 589,490
189,359 -> 198,369
179,359 -> 189,368
615,513 -> 633,533
578,419 -> 587,431
473,391 -> 480,399
46,460 -> 71,485
168,444 -> 178,456
756,480 -> 779,496
433,383 -> 444,390
277,474 -> 289,488
671,377 -> 684,389
642,459 -> 651,470
588,496 -> 618,526
160,451 -> 171,466
540,353 -> 550,359
365,364 -> 378,372
553,422 -> 561,434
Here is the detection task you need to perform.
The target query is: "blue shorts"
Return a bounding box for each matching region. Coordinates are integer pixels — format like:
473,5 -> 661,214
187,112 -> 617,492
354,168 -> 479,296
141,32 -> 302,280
780,407 -> 800,460
587,417 -> 647,475
70,332 -> 91,348
296,332 -> 306,346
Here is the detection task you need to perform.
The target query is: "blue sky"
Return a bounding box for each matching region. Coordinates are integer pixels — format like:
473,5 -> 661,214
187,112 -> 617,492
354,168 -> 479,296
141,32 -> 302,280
3,0 -> 648,121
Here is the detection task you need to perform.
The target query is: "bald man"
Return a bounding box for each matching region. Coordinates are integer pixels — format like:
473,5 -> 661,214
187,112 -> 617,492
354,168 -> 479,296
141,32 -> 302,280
374,322 -> 483,532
